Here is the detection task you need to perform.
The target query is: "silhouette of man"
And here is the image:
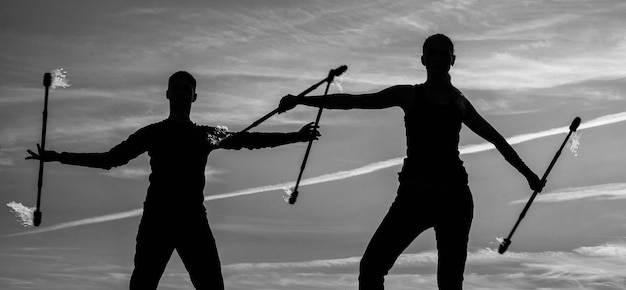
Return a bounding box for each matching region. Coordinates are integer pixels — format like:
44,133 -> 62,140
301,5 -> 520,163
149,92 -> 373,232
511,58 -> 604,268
280,34 -> 545,290
27,71 -> 320,290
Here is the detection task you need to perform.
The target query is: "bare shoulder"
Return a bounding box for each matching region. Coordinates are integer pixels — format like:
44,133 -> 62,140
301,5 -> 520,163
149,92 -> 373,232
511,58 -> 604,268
450,86 -> 473,118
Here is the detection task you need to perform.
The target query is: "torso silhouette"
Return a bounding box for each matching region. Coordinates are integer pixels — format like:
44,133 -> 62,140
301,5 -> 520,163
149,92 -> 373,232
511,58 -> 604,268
141,120 -> 215,213
400,84 -> 468,185
59,118 -> 296,215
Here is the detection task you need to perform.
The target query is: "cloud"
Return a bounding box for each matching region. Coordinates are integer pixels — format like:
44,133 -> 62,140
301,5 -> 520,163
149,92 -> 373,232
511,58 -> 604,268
219,243 -> 626,290
115,7 -> 168,17
0,156 -> 13,166
27,243 -> 626,290
4,0 -> 626,152
102,166 -> 225,181
574,243 -> 626,257
225,256 -> 361,272
223,247 -> 564,273
511,183 -> 626,204
3,209 -> 145,237
102,167 -> 151,179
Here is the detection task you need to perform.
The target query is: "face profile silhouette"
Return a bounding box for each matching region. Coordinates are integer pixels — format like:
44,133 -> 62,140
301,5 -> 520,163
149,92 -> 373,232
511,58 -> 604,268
421,34 -> 456,75
166,71 -> 198,116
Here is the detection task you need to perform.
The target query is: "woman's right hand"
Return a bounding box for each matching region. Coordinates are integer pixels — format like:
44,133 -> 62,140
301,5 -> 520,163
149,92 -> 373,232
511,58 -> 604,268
278,94 -> 300,113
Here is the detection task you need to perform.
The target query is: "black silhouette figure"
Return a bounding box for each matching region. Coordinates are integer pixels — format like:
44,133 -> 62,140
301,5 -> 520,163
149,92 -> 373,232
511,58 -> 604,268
280,34 -> 544,290
26,71 -> 320,290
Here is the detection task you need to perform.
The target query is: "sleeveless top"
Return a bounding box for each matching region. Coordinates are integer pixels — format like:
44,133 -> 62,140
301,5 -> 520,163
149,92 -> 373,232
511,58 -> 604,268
398,84 -> 469,186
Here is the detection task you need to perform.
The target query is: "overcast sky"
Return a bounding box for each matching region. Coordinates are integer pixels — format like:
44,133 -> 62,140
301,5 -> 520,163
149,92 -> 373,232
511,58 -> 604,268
1,0 -> 626,289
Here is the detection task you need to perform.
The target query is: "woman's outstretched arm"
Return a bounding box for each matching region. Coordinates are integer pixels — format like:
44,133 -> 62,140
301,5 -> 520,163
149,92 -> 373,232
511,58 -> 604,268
279,85 -> 414,111
462,99 -> 544,192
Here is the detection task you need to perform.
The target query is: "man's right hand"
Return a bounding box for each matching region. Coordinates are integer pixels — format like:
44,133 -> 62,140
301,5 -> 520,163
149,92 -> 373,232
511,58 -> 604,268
26,144 -> 60,162
297,122 -> 321,142
278,94 -> 300,113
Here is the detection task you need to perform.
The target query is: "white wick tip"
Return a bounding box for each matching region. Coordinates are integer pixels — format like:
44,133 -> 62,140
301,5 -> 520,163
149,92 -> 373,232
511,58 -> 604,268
568,131 -> 581,157
50,68 -> 71,89
208,125 -> 230,146
332,75 -> 344,93
282,187 -> 295,203
6,202 -> 35,227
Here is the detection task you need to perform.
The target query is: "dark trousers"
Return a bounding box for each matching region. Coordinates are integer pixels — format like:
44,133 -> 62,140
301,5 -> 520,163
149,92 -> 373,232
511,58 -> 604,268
359,183 -> 473,290
129,212 -> 224,290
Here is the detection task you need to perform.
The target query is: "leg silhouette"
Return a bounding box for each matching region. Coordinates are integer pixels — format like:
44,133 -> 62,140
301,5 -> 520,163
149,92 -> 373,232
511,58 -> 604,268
130,215 -> 175,290
359,183 -> 474,290
177,215 -> 224,290
359,183 -> 433,290
434,185 -> 473,290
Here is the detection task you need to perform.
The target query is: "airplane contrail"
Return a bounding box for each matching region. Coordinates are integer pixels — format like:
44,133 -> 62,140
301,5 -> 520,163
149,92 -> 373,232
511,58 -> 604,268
5,112 -> 626,237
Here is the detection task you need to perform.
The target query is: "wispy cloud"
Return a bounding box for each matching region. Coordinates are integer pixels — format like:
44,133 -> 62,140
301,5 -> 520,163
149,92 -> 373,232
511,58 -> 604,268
221,243 -> 626,271
512,183 -> 626,204
220,243 -> 626,290
102,167 -> 151,179
574,243 -> 626,257
4,0 -> 625,152
103,166 -> 226,181
3,209 -> 144,237
0,156 -> 13,166
5,111 -> 626,237
115,7 -> 168,17
456,47 -> 626,90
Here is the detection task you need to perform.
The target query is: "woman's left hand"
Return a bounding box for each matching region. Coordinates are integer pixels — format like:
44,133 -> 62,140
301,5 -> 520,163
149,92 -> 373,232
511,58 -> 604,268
527,173 -> 546,192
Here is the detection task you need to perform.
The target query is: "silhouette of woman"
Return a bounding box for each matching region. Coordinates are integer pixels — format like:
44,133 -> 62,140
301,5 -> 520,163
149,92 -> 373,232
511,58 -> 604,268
27,71 -> 320,290
279,34 -> 544,290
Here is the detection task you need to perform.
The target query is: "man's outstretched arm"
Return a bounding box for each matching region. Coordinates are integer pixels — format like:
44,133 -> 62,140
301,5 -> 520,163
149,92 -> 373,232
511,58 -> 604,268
26,128 -> 149,170
218,122 -> 320,150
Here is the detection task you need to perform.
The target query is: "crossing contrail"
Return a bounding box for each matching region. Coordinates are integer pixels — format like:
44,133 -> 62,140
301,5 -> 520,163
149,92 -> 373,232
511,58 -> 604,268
5,112 -> 626,237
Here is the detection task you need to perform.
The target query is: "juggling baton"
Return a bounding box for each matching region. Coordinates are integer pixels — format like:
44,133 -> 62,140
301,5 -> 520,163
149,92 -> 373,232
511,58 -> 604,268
33,73 -> 52,226
238,65 -> 348,134
498,116 -> 582,254
287,65 -> 348,204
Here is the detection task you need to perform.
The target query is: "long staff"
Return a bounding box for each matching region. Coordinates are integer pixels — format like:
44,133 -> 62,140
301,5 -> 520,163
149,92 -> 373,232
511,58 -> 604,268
287,66 -> 347,204
33,73 -> 52,226
498,116 -> 582,254
237,65 -> 348,134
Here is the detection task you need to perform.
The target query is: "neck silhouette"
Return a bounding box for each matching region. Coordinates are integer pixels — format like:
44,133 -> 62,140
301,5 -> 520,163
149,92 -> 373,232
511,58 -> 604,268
168,100 -> 192,123
425,72 -> 452,88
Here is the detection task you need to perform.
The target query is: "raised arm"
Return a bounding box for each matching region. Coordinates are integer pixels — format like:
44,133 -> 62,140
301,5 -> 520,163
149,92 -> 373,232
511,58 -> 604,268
26,128 -> 149,170
279,85 -> 414,111
462,99 -> 544,191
